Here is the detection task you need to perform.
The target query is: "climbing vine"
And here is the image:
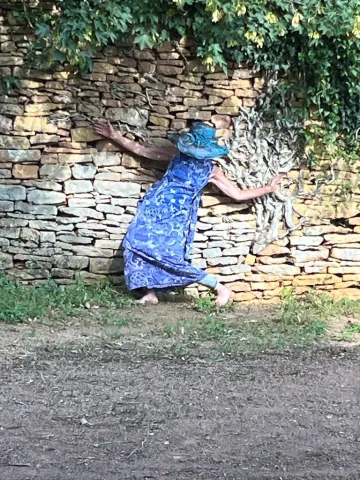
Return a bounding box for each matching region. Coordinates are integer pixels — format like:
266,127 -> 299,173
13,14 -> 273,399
12,0 -> 360,162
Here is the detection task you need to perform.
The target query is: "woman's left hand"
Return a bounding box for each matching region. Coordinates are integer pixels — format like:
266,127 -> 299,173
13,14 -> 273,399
268,174 -> 283,193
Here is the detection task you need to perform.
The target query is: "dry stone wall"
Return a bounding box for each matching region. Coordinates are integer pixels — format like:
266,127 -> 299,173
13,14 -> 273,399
1,8 -> 360,303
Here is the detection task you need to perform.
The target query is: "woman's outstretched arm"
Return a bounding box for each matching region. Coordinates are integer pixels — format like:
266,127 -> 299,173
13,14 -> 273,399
209,166 -> 282,201
94,121 -> 178,162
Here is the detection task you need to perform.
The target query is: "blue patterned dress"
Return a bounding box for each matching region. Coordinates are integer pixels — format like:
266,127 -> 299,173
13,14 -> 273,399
123,153 -> 213,290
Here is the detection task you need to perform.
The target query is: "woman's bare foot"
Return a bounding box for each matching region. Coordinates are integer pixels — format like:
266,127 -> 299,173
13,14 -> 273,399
137,289 -> 159,305
215,283 -> 233,307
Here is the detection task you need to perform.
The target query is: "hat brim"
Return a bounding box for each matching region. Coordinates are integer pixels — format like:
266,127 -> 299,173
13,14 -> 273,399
169,134 -> 229,160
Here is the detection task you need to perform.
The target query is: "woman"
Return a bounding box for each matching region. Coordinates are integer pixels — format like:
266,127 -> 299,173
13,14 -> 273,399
94,121 -> 282,306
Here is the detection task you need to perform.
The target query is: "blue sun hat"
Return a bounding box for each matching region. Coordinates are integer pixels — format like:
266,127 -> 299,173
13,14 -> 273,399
169,122 -> 229,160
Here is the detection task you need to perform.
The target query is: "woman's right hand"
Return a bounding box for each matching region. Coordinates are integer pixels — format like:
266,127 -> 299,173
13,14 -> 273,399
268,174 -> 283,193
94,120 -> 116,140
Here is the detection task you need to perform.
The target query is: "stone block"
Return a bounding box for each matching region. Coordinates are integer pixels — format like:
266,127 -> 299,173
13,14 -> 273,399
0,200 -> 14,212
202,247 -> 222,258
330,288 -> 360,300
0,169 -> 11,178
71,128 -> 102,142
64,180 -> 93,194
89,257 -> 124,274
27,190 -> 65,205
138,61 -> 156,74
0,185 -> 26,201
176,111 -> 211,121
291,249 -> 329,264
30,134 -> 59,145
233,292 -> 256,302
0,104 -> 24,116
0,228 -> 20,239
256,265 -> 300,276
61,207 -> 104,220
207,256 -> 238,266
94,239 -> 121,249
290,236 -> 323,247
93,62 -> 118,74
0,135 -> 30,149
58,154 -> 94,164
105,108 -> 149,127
293,274 -> 341,286
251,281 -> 280,291
94,181 -> 140,197
93,153 -> 121,167
20,227 -> 40,243
0,218 -> 28,228
13,164 -> 39,179
52,255 -> 89,270
183,98 -> 208,107
68,198 -> 96,208
40,231 -> 56,243
157,65 -> 184,75
57,235 -> 92,245
259,256 -> 287,265
226,246 -> 250,256
215,106 -> 240,115
0,252 -> 13,269
204,87 -> 234,98
29,220 -> 58,231
149,115 -> 170,128
15,201 -> 57,216
222,96 -> 241,107
51,268 -> 75,279
24,103 -> 59,114
95,172 -> 121,181
228,282 -> 251,292
0,150 -> 41,163
39,164 -> 71,182
211,115 -> 231,129
57,244 -> 113,258
0,114 -> 12,134
14,116 -> 58,133
325,234 -> 360,245
331,248 -> 360,262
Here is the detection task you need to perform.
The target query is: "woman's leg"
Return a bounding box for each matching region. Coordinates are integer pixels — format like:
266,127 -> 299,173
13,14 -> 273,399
199,274 -> 233,307
137,288 -> 159,305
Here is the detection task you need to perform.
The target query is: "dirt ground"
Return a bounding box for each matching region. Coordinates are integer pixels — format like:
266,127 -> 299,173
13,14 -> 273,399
1,303 -> 360,480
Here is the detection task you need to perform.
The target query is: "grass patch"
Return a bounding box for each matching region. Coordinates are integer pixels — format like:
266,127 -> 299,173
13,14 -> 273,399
341,323 -> 360,342
162,313 -> 328,357
192,295 -> 234,314
0,276 -> 133,324
279,289 -> 360,326
161,291 -> 360,358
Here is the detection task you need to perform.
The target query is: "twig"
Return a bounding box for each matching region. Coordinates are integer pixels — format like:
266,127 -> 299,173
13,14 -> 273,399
173,40 -> 189,65
126,437 -> 147,458
143,72 -> 160,83
145,88 -> 153,108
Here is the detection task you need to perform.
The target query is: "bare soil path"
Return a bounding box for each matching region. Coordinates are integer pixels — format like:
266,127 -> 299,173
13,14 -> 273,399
1,303 -> 360,480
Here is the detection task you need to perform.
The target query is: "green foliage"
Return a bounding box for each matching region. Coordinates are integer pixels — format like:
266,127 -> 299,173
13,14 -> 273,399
192,294 -> 235,313
341,322 -> 360,341
0,75 -> 21,93
15,0 -> 360,160
0,275 -> 132,324
279,288 -> 360,326
193,295 -> 217,314
15,0 -> 132,71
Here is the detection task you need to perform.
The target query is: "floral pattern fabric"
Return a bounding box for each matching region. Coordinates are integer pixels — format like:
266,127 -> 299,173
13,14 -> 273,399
123,153 -> 213,290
